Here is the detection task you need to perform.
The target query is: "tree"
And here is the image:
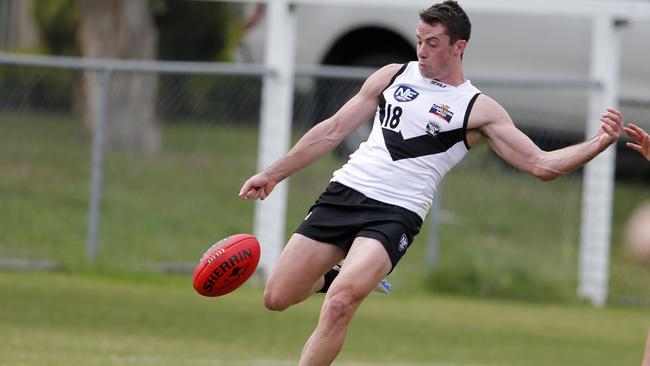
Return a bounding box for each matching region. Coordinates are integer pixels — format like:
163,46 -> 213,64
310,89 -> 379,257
79,0 -> 160,153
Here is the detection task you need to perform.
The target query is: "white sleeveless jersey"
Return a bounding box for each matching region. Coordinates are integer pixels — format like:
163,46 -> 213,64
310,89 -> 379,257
331,61 -> 481,219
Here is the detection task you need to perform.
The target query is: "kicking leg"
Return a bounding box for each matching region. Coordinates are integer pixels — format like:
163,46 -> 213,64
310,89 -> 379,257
263,233 -> 345,311
298,236 -> 391,366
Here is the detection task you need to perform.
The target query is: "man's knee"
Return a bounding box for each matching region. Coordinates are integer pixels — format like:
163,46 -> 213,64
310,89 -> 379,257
264,273 -> 317,311
322,298 -> 348,325
263,284 -> 291,311
321,288 -> 361,327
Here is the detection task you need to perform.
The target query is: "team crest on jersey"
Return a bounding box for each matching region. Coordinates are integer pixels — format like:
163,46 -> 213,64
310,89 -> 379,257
398,234 -> 409,251
394,85 -> 419,102
426,120 -> 441,137
429,104 -> 454,123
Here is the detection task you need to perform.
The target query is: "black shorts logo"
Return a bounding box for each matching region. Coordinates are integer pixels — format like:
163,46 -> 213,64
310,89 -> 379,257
398,234 -> 409,251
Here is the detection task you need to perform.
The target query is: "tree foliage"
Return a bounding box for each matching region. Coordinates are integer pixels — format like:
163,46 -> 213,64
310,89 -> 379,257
33,0 -> 80,55
152,1 -> 243,61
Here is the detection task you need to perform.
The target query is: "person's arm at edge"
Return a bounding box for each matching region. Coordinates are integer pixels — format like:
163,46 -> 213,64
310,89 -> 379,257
467,95 -> 623,181
239,63 -> 403,200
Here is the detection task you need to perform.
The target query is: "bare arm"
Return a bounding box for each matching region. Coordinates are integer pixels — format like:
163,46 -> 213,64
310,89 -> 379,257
468,95 -> 624,181
239,63 -> 403,200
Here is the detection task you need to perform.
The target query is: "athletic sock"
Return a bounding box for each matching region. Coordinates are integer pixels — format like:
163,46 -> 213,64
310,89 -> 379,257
317,265 -> 340,293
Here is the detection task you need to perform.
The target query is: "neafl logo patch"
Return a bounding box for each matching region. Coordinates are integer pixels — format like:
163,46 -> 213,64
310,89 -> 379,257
394,85 -> 419,102
429,104 -> 454,123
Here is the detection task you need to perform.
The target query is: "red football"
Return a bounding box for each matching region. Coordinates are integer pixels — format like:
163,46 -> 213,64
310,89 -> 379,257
193,233 -> 261,297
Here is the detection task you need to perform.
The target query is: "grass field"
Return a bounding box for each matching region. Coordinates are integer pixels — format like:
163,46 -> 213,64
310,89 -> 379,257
0,272 -> 648,366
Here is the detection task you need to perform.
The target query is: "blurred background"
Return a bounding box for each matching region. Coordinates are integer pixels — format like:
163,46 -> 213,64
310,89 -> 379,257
2,0 -> 648,302
1,1 -> 649,365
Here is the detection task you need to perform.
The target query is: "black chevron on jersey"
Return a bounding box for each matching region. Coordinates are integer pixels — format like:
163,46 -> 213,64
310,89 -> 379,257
382,127 -> 465,161
331,62 -> 482,219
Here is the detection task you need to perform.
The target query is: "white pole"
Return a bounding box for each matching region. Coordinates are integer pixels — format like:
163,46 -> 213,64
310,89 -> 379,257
578,16 -> 624,307
254,1 -> 296,279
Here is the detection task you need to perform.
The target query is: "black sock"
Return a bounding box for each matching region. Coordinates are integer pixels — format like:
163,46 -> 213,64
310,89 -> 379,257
317,267 -> 340,293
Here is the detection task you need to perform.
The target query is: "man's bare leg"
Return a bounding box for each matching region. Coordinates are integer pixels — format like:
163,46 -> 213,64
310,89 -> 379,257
298,236 -> 391,366
263,233 -> 345,311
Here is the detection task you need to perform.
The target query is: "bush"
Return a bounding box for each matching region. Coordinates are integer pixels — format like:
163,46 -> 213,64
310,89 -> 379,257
426,248 -> 570,302
157,73 -> 261,124
0,64 -> 77,113
33,0 -> 80,56
153,1 -> 244,62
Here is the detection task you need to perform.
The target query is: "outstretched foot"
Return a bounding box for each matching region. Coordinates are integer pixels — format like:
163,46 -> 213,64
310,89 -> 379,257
374,278 -> 392,294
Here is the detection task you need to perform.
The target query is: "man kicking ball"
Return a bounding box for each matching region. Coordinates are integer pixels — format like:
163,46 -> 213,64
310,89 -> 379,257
240,2 -> 625,365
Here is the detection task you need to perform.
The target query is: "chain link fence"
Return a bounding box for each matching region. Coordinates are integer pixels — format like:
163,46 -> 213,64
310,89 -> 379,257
1,54 -> 649,305
0,57 -> 263,273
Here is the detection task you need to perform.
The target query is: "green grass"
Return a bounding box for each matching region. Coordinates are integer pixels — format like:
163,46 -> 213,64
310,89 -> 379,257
0,272 -> 648,366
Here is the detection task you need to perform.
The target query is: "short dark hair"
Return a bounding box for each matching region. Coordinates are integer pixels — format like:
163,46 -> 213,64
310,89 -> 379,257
419,1 -> 471,45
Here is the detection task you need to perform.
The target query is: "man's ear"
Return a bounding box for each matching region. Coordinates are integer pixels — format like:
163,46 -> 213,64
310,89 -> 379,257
454,39 -> 468,56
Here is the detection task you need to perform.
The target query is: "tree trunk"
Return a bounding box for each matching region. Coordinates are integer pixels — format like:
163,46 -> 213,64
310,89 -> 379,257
12,0 -> 39,49
79,0 -> 160,153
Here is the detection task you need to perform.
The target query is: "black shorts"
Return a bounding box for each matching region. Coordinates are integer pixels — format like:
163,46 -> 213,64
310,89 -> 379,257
295,182 -> 423,272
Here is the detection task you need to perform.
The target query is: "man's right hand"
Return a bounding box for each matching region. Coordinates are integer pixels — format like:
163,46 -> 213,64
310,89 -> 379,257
239,173 -> 277,200
596,108 -> 624,148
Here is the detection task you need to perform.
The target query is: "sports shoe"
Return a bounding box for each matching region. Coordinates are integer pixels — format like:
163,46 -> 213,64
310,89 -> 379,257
374,278 -> 392,294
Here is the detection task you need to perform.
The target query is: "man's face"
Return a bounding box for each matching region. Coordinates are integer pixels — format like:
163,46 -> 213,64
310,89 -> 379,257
416,20 -> 463,79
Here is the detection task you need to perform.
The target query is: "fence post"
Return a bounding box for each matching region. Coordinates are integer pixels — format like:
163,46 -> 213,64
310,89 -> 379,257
254,0 -> 296,278
86,68 -> 110,263
578,16 -> 625,307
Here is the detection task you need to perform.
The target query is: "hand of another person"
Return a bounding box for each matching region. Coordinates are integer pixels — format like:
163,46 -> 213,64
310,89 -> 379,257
624,123 -> 650,162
